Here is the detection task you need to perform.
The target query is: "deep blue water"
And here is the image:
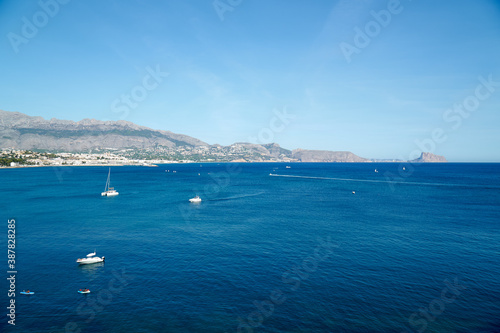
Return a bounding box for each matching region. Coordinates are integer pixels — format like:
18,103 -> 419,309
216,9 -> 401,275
1,163 -> 500,332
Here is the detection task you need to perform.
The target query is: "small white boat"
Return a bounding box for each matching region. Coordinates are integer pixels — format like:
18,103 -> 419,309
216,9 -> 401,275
374,169 -> 379,173
76,251 -> 105,265
189,196 -> 202,203
101,168 -> 119,197
78,289 -> 91,294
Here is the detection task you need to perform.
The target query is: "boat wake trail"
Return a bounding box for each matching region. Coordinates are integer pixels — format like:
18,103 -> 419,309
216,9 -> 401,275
269,174 -> 500,189
209,191 -> 266,201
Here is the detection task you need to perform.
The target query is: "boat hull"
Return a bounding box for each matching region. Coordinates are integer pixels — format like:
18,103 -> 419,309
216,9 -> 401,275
77,257 -> 105,265
189,196 -> 202,203
101,191 -> 119,197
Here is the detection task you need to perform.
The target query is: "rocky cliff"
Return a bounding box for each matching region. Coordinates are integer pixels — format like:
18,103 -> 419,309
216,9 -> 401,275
411,152 -> 448,163
0,110 -> 207,151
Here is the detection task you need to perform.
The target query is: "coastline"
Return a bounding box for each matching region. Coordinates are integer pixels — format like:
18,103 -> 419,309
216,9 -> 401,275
0,160 -> 460,170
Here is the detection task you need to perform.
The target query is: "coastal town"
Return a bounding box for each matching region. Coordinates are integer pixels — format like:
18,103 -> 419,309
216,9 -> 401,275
0,144 -> 296,168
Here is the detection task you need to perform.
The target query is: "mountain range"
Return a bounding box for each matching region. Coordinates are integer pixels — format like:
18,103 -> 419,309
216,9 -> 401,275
0,110 -> 447,163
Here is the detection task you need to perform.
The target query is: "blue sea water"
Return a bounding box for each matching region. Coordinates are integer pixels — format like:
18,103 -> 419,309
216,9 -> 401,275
1,163 -> 500,333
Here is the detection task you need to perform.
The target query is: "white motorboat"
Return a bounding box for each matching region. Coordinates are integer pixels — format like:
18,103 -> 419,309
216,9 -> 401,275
189,196 -> 202,203
101,168 -> 119,196
76,251 -> 105,265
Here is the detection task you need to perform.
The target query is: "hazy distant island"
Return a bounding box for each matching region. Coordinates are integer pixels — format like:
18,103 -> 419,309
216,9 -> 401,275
0,110 -> 447,166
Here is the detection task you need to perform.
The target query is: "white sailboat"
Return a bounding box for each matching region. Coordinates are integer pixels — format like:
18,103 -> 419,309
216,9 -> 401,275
101,168 -> 119,197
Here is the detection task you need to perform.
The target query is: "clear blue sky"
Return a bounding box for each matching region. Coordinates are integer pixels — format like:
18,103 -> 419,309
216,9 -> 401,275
1,0 -> 499,161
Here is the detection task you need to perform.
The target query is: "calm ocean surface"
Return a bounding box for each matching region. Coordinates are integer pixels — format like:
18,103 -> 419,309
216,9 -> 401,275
1,163 -> 500,333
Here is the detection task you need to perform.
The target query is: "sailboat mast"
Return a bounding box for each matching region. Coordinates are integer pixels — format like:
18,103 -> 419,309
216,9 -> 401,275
104,168 -> 111,191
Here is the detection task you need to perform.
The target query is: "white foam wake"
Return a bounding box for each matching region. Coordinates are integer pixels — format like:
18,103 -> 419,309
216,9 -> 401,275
268,174 -> 498,189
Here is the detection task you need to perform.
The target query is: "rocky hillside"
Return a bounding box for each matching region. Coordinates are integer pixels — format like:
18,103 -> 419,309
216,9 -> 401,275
411,152 -> 448,163
0,110 -> 207,151
291,149 -> 369,162
0,110 -> 448,163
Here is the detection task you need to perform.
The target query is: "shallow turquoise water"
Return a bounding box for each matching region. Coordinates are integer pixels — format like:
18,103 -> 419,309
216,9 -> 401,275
1,163 -> 500,332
